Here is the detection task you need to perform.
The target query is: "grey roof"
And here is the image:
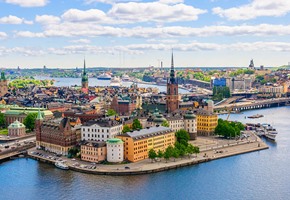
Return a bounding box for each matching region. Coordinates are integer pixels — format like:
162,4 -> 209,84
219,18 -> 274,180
124,126 -> 172,140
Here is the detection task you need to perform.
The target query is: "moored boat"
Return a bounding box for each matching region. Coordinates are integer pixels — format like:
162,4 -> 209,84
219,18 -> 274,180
248,114 -> 264,119
97,73 -> 112,80
55,161 -> 69,170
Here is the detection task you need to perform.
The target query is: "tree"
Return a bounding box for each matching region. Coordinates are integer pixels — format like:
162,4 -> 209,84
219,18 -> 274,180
148,149 -> 157,162
164,145 -> 174,163
161,120 -> 169,127
186,144 -> 195,158
175,129 -> 190,147
172,148 -> 180,162
23,113 -> 38,131
122,125 -> 131,133
107,109 -> 117,116
0,113 -> 5,128
193,146 -> 200,157
132,119 -> 142,130
157,149 -> 163,159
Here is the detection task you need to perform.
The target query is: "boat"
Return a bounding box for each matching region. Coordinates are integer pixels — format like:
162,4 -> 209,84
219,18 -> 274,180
248,114 -> 264,119
262,124 -> 278,140
122,74 -> 130,82
97,73 -> 112,80
110,76 -> 122,88
55,161 -> 69,170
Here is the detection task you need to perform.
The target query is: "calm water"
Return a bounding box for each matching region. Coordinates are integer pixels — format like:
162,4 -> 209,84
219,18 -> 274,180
1,107 -> 290,200
35,76 -> 188,94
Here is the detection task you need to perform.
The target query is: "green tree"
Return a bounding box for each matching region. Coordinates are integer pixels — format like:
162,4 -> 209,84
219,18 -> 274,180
122,125 -> 131,133
172,148 -> 180,162
148,149 -> 157,162
164,145 -> 174,163
186,144 -> 195,158
161,120 -> 169,127
157,149 -> 163,158
132,119 -> 142,130
0,113 -> 5,128
193,146 -> 200,157
175,129 -> 190,147
23,113 -> 38,131
107,109 -> 117,116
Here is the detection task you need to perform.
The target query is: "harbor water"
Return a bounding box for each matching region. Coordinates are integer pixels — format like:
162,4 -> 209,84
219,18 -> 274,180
1,106 -> 290,200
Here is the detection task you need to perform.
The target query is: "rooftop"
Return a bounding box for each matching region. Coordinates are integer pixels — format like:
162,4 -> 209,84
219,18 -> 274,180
123,126 -> 172,140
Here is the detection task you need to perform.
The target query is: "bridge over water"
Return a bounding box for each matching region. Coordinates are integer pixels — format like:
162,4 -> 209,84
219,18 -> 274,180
214,97 -> 290,112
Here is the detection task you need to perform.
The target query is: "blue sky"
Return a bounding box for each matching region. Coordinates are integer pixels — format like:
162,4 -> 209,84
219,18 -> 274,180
0,0 -> 290,68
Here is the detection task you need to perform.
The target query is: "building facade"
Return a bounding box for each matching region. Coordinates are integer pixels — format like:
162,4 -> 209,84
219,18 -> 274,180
117,126 -> 175,162
106,138 -> 124,163
81,119 -> 123,142
36,111 -> 80,156
81,141 -> 107,163
196,110 -> 218,136
0,71 -> 8,97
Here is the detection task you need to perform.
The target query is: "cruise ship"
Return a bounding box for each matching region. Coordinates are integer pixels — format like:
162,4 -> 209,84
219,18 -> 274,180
122,74 -> 130,82
97,73 -> 112,80
55,161 -> 69,170
110,76 -> 122,88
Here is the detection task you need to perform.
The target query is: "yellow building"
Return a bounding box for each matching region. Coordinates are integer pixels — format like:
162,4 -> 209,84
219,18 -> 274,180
196,110 -> 218,136
117,126 -> 175,162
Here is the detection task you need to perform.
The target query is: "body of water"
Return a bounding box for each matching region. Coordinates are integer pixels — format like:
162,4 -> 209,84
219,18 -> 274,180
35,76 -> 188,94
1,107 -> 290,200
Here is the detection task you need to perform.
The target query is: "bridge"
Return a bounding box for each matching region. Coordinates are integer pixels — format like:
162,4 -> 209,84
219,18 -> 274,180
214,97 -> 290,112
0,143 -> 35,162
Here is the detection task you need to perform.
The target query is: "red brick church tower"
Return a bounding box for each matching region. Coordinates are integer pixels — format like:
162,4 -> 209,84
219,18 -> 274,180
166,52 -> 179,113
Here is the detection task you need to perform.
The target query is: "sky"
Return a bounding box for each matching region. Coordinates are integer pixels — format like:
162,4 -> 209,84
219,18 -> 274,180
0,0 -> 290,68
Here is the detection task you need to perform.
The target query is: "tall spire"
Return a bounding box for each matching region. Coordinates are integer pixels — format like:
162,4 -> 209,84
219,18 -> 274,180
36,107 -> 43,120
169,50 -> 176,84
83,58 -> 86,74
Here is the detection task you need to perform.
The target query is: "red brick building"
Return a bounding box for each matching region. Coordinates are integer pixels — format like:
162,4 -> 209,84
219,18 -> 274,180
110,96 -> 136,116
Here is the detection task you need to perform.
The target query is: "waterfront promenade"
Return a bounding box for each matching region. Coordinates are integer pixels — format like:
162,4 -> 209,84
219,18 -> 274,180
28,133 -> 268,176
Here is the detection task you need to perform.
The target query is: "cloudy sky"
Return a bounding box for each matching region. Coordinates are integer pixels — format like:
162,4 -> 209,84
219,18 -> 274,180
1,0 -> 290,68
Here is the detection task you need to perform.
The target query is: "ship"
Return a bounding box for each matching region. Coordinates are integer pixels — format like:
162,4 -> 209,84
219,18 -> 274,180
97,73 -> 112,80
248,114 -> 264,119
262,124 -> 278,140
55,161 -> 69,170
110,76 -> 122,88
122,74 -> 130,82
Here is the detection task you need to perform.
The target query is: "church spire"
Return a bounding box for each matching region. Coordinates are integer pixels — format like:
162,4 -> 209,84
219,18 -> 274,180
169,50 -> 176,84
36,107 -> 43,120
83,58 -> 86,74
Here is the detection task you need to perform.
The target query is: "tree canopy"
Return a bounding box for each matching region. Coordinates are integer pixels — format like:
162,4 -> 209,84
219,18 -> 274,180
107,109 -> 117,116
0,113 -> 5,128
215,119 -> 245,138
175,129 -> 190,147
122,125 -> 131,133
23,113 -> 38,131
161,120 -> 169,127
132,119 -> 142,130
148,149 -> 157,162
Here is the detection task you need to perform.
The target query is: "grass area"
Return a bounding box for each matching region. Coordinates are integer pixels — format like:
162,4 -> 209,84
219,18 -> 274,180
0,129 -> 8,135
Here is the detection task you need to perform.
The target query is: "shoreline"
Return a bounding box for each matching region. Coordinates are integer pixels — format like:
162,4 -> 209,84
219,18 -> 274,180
27,137 -> 268,176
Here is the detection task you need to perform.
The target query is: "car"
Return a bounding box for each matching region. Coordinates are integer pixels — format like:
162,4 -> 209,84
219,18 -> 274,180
124,166 -> 130,169
71,158 -> 76,161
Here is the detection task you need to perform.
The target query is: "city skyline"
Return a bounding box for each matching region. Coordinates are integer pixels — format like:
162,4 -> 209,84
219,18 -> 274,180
1,0 -> 290,68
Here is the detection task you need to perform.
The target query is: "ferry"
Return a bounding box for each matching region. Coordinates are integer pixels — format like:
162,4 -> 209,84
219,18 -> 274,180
122,74 -> 130,82
110,76 -> 122,88
97,73 -> 112,80
262,124 -> 278,140
55,161 -> 69,170
247,123 -> 278,141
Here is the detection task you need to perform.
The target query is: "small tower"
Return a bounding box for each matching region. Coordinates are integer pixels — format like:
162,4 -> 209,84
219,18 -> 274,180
35,108 -> 43,148
166,51 -> 179,113
0,71 -> 8,97
249,59 -> 254,69
81,59 -> 89,93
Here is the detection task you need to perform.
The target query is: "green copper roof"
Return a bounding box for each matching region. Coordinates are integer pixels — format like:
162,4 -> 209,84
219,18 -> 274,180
36,108 -> 43,120
107,138 -> 123,144
8,120 -> 25,128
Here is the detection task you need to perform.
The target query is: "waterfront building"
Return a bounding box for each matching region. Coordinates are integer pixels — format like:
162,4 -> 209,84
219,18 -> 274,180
81,119 -> 122,142
8,120 -> 26,137
184,111 -> 197,140
36,110 -> 81,156
4,107 -> 53,125
81,141 -> 107,163
0,71 -> 8,97
166,52 -> 180,113
81,59 -> 89,93
196,109 -> 218,136
117,126 -> 175,162
258,85 -> 284,98
106,138 -> 124,163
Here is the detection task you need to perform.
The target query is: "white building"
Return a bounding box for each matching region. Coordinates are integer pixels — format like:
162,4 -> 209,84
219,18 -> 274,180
81,120 -> 122,142
8,120 -> 26,137
106,138 -> 124,163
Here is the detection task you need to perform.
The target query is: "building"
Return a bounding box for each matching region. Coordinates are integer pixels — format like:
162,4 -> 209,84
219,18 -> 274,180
81,119 -> 123,142
81,141 -> 106,163
258,85 -> 284,98
166,52 -> 179,113
212,77 -> 227,87
8,120 -> 26,137
117,126 -> 175,162
0,71 -> 8,97
36,110 -> 81,156
184,111 -> 197,140
81,59 -> 88,93
196,109 -> 218,136
4,107 -> 53,125
106,138 -> 124,163
110,95 -> 136,116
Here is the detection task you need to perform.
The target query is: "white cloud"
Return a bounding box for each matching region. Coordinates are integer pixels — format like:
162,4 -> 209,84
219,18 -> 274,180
61,9 -> 109,23
5,0 -> 49,7
84,0 -> 140,5
159,0 -> 184,5
213,0 -> 290,20
0,32 -> 8,39
35,15 -> 60,24
15,31 -> 45,38
0,15 -> 32,24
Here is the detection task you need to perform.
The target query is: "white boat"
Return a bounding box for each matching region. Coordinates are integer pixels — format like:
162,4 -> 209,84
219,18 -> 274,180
262,124 -> 278,140
97,73 -> 112,80
122,74 -> 130,82
110,76 -> 122,88
55,161 -> 69,170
